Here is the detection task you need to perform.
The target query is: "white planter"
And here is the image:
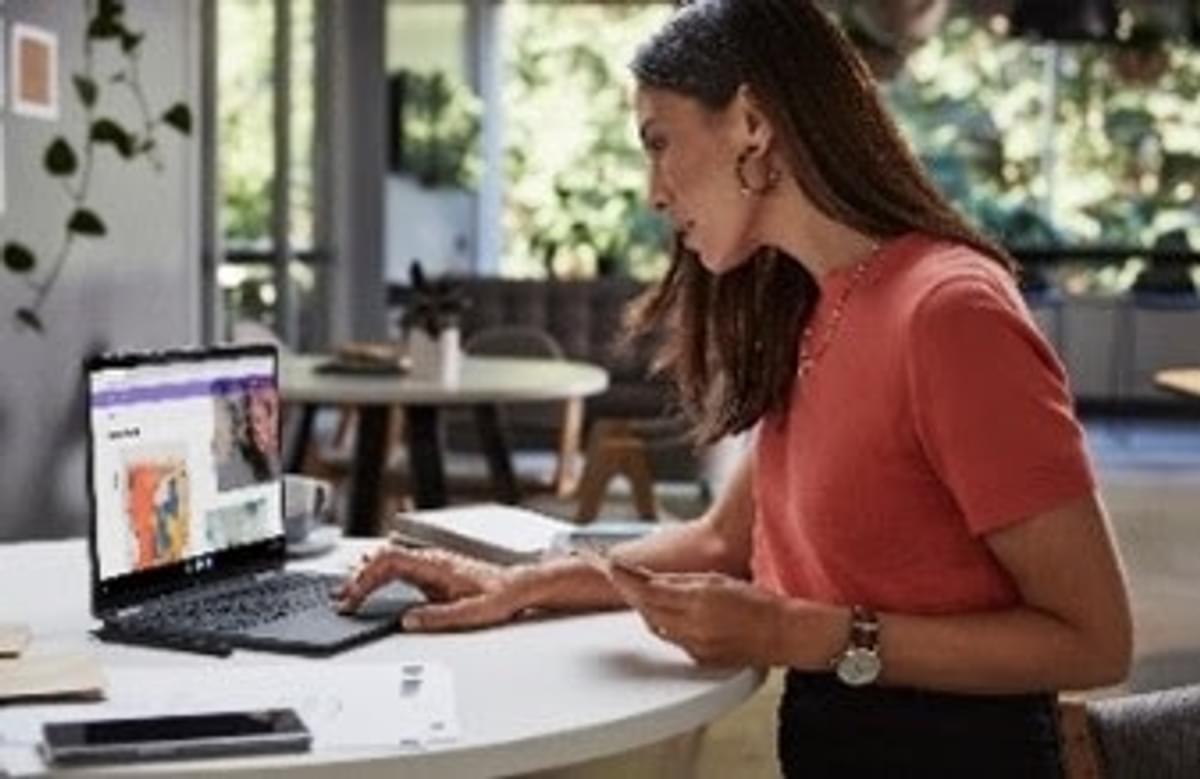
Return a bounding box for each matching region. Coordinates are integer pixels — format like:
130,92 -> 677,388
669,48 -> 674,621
408,327 -> 461,385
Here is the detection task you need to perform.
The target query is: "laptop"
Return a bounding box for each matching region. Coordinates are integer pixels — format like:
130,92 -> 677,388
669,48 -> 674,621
85,344 -> 424,656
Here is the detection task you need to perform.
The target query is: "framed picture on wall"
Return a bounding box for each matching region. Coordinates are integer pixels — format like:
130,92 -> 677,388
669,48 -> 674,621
0,121 -> 6,216
12,23 -> 58,120
0,20 -> 6,109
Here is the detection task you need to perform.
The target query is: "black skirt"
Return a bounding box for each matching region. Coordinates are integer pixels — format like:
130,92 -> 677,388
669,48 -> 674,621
777,670 -> 1064,778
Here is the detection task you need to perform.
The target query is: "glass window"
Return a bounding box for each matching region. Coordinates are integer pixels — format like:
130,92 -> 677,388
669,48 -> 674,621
217,0 -> 318,338
219,0 -> 276,250
385,0 -> 477,282
387,0 -> 469,80
882,9 -> 1200,254
500,1 -> 674,279
289,0 -> 316,249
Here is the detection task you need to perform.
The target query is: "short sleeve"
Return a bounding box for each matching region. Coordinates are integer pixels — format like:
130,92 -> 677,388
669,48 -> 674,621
907,275 -> 1095,536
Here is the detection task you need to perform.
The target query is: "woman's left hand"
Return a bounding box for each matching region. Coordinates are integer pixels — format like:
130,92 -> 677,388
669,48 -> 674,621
608,566 -> 799,667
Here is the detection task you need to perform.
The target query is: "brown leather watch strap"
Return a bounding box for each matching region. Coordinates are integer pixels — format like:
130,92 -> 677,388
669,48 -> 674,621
849,606 -> 880,649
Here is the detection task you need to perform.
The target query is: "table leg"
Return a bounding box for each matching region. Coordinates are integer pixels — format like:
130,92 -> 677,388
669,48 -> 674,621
346,405 -> 390,536
282,403 -> 317,475
473,403 -> 521,505
405,405 -> 447,509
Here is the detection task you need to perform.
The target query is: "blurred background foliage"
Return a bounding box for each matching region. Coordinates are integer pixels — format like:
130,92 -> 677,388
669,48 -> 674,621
883,7 -> 1200,293
501,2 -> 673,279
216,1 -> 1200,292
219,0 -> 314,249
391,68 -> 482,190
887,11 -> 1200,253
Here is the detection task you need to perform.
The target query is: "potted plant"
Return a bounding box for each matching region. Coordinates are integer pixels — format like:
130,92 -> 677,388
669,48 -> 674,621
399,261 -> 469,383
1114,21 -> 1170,87
389,69 -> 481,191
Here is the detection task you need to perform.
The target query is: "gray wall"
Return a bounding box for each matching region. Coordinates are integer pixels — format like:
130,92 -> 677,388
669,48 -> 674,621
0,1 -> 202,540
386,177 -> 474,283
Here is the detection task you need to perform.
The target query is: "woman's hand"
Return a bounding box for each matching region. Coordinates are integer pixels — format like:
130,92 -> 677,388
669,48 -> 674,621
336,545 -> 530,631
607,564 -> 826,668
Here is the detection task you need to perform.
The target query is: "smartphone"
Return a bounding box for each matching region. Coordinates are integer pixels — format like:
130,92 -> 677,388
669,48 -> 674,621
40,708 -> 311,766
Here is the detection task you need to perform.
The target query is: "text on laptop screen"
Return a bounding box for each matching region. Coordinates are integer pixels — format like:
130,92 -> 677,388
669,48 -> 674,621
90,353 -> 282,580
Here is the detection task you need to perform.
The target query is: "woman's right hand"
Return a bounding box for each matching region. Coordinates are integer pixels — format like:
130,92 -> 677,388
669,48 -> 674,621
336,545 -> 530,631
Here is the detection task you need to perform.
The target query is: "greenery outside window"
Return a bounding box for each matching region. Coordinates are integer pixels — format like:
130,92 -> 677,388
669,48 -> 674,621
217,0 -> 317,337
501,1 -> 673,280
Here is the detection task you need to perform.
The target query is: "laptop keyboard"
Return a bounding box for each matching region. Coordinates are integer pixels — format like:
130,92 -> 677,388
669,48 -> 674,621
114,571 -> 344,635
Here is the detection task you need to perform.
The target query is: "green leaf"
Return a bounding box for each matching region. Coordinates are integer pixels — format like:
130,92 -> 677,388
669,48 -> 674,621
44,138 -> 79,176
87,16 -> 123,40
162,103 -> 192,136
73,75 -> 99,108
98,0 -> 126,19
90,118 -> 134,157
15,309 -> 44,333
68,209 -> 107,237
120,31 -> 143,53
3,243 -> 37,274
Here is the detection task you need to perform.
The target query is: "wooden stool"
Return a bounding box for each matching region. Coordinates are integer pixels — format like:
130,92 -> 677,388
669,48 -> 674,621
573,419 -> 658,522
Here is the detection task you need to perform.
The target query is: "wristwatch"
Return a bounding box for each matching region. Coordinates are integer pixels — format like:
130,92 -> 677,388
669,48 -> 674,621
832,605 -> 882,687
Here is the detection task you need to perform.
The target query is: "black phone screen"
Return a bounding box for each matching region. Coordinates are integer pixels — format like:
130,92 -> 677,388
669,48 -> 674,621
42,708 -> 310,765
71,710 -> 290,744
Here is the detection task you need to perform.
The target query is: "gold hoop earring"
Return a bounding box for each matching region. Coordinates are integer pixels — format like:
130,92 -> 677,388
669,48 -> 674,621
736,150 -> 782,197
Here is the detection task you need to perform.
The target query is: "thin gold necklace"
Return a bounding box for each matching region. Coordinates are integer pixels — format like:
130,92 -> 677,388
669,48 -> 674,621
797,248 -> 878,379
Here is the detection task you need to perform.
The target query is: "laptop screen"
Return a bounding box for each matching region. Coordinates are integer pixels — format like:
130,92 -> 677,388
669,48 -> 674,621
87,346 -> 284,597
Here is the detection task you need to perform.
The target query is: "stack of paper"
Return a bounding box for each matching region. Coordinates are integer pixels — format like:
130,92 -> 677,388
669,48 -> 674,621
390,503 -> 577,564
0,625 -> 32,658
0,624 -> 105,705
0,654 -> 106,704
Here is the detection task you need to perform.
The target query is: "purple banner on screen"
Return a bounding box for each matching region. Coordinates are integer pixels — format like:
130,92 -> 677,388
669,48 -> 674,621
92,375 -> 275,409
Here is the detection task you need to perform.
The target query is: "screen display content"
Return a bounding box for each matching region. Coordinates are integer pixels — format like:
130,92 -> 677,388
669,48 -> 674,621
89,351 -> 283,581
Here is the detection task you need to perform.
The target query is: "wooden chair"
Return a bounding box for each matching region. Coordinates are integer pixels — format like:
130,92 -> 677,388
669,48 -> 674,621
459,326 -> 584,497
573,419 -> 658,522
572,416 -> 697,523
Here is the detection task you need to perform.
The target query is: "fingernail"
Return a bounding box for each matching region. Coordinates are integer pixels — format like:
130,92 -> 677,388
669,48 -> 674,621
402,614 -> 420,630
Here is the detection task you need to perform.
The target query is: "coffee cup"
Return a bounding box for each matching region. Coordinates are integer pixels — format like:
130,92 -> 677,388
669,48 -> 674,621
283,474 -> 333,545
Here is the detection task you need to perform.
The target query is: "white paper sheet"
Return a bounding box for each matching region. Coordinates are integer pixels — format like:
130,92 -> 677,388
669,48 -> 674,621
0,660 -> 457,775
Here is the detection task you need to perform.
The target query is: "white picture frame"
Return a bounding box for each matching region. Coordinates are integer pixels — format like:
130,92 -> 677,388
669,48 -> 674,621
12,23 -> 58,121
0,122 -> 6,216
0,20 -> 6,110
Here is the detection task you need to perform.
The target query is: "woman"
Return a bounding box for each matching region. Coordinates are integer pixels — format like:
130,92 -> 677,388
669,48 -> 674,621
339,1 -> 1131,775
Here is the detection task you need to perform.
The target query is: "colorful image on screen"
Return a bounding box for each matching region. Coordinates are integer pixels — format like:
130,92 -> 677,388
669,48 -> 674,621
212,386 -> 280,492
205,498 -> 273,548
121,446 -> 191,571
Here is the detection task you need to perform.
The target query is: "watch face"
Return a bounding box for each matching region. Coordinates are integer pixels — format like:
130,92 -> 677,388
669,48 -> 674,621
836,648 -> 882,687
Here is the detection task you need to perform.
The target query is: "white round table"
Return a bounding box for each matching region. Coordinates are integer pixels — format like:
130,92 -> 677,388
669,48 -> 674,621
1155,367 -> 1200,401
280,355 -> 609,534
0,540 -> 763,778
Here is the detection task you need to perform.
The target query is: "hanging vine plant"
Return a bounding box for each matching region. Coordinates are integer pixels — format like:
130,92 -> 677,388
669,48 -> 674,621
1,0 -> 192,333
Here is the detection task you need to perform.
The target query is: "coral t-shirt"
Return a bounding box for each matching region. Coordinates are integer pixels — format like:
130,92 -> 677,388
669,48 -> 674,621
752,233 -> 1095,615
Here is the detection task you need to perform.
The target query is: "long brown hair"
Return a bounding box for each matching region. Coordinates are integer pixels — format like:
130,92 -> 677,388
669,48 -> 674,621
627,0 -> 1013,443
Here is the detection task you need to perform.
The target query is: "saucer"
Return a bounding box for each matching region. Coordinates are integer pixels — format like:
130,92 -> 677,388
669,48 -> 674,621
286,524 -> 342,559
